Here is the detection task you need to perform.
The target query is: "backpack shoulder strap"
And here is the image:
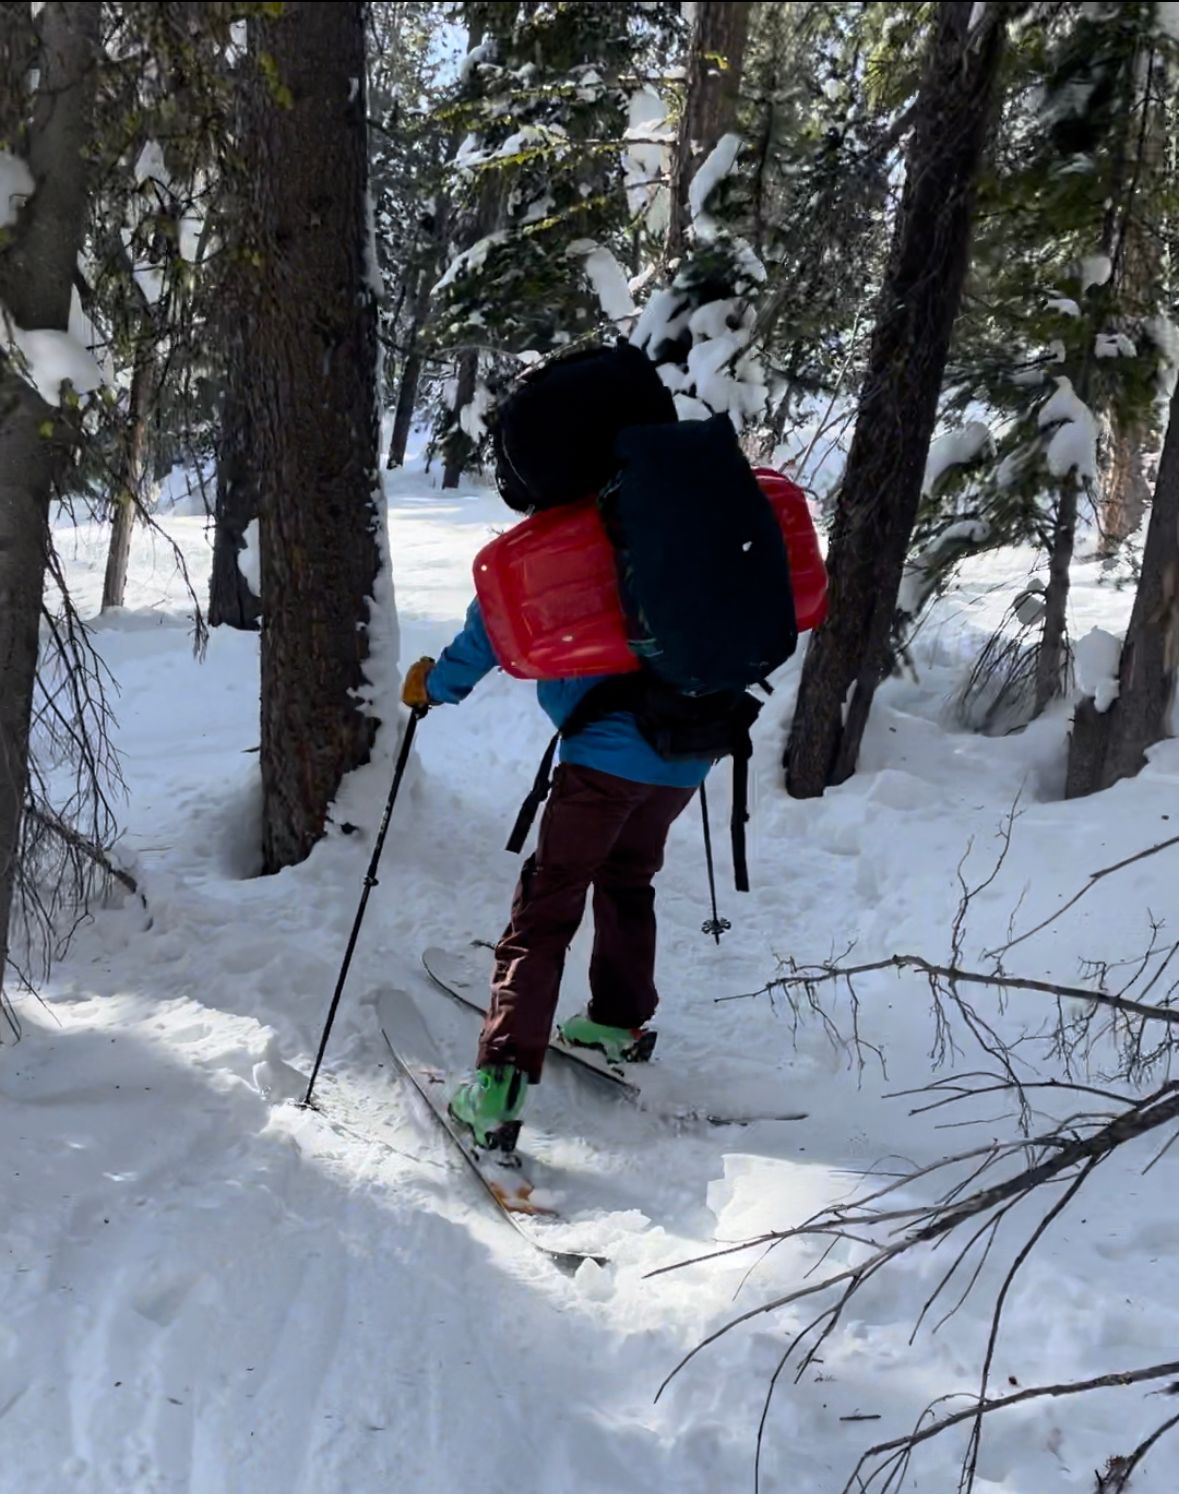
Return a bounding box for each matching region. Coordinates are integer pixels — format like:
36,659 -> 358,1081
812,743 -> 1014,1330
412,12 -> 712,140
506,731 -> 560,854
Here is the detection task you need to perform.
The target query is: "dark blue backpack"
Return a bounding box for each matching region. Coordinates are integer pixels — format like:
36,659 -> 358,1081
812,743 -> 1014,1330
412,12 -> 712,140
501,366 -> 799,905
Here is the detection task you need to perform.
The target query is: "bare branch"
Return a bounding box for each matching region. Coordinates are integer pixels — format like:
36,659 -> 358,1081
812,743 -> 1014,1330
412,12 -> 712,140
843,1361 -> 1179,1493
987,835 -> 1179,961
22,801 -> 140,899
719,951 -> 1179,1028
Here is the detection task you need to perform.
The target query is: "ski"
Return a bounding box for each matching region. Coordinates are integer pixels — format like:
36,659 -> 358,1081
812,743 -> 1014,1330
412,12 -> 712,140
422,946 -> 809,1128
376,987 -> 607,1274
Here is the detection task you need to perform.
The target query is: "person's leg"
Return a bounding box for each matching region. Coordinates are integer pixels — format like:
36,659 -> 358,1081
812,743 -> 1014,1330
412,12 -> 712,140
587,782 -> 697,1029
479,764 -> 647,1080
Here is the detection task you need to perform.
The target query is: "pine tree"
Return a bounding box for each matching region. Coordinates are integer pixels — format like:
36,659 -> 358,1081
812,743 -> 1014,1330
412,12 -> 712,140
904,3 -> 1178,722
231,1 -> 390,874
632,0 -> 771,427
746,3 -> 905,452
665,1 -> 751,261
0,0 -> 101,992
368,1 -> 453,469
786,2 -> 1006,797
429,2 -> 679,479
1067,373 -> 1179,795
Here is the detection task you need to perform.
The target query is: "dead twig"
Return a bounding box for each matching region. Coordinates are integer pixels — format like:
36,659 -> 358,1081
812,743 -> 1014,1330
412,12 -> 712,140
718,952 -> 1179,1029
844,1361 -> 1179,1494
22,802 -> 141,900
987,835 -> 1179,962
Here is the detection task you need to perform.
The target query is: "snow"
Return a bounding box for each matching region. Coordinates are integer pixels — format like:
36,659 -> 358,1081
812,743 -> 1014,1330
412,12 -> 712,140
1156,0 -> 1179,40
687,132 -> 741,239
1095,331 -> 1137,358
1080,252 -> 1113,294
69,284 -> 115,380
897,517 -> 991,618
1,314 -> 105,406
458,39 -> 493,83
1074,626 -> 1122,712
8,454 -> 1179,1492
457,378 -> 494,441
1038,375 -> 1099,481
433,231 -> 507,294
624,87 -> 672,233
1046,295 -> 1081,318
238,518 -> 261,599
569,241 -> 636,322
120,224 -> 165,307
0,148 -> 34,227
134,139 -> 168,187
631,285 -> 692,357
921,420 -> 991,495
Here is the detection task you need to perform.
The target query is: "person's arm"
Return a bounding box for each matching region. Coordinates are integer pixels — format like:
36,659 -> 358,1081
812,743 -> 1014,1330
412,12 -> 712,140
401,599 -> 498,709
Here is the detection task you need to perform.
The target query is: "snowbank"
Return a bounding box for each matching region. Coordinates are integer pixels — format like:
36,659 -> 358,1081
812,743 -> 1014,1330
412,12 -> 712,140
7,486 -> 1177,1494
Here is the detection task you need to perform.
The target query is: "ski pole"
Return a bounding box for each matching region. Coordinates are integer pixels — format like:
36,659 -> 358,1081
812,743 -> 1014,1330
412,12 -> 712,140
302,706 -> 424,1108
699,781 -> 730,944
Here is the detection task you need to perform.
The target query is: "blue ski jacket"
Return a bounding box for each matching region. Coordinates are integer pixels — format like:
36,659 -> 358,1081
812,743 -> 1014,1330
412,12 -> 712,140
426,598 -> 710,789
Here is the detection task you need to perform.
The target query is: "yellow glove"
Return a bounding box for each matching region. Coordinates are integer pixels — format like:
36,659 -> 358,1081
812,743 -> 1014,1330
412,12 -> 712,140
401,656 -> 436,711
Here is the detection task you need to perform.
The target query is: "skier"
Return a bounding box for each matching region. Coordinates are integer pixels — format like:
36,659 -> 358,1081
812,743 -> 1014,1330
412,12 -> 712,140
401,619 -> 709,1148
397,342 -> 805,1153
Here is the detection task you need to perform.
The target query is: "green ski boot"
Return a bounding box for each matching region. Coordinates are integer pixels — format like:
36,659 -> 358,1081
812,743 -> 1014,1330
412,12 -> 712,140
448,1065 -> 528,1154
557,1012 -> 657,1065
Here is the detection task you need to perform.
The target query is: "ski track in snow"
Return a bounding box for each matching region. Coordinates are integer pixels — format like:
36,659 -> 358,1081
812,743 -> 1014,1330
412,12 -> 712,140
5,461 -> 1179,1492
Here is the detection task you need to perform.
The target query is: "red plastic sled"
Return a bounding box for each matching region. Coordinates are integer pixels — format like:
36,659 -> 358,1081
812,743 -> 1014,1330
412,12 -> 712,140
474,468 -> 828,681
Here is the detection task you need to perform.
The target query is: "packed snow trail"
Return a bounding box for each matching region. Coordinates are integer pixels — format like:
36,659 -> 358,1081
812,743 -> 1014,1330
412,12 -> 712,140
4,465 -> 1178,1492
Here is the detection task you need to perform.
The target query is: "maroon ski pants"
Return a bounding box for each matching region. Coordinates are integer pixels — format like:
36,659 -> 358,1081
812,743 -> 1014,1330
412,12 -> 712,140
479,763 -> 697,1081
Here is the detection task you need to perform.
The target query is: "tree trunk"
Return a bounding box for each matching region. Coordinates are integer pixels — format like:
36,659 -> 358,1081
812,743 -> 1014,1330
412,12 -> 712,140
209,85 -> 262,632
1067,379 -> 1179,797
0,1 -> 99,989
667,1 -> 751,261
245,1 -> 386,875
1098,422 -> 1150,554
388,258 -> 430,470
442,349 -> 479,490
785,3 -> 1005,798
102,350 -> 153,611
1033,475 -> 1078,714
208,335 -> 262,629
388,340 -> 423,469
1097,42 -> 1162,556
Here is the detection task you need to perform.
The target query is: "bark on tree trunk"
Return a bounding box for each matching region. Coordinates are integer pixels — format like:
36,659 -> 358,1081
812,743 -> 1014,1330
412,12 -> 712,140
208,112 -> 262,631
785,3 -> 1005,798
0,1 -> 99,989
442,348 -> 478,490
1100,420 -> 1151,554
102,350 -> 153,611
1067,380 -> 1179,796
667,1 -> 751,262
1033,475 -> 1078,714
388,257 -> 431,470
208,339 -> 262,630
388,341 -> 423,469
245,1 -> 385,875
1097,43 -> 1161,556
